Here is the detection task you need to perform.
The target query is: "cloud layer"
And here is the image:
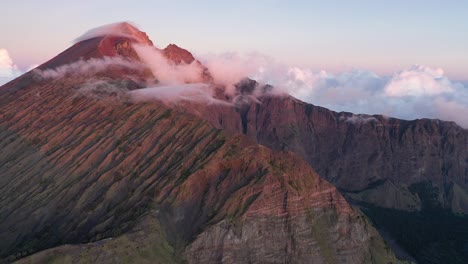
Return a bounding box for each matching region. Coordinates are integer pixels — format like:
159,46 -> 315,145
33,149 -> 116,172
283,65 -> 468,128
198,52 -> 468,128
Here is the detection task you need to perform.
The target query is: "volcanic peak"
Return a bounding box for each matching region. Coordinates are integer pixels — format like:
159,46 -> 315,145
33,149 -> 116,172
163,44 -> 196,65
74,22 -> 154,46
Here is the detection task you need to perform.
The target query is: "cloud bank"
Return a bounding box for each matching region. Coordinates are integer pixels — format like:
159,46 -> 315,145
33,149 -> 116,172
198,52 -> 467,128
283,65 -> 468,128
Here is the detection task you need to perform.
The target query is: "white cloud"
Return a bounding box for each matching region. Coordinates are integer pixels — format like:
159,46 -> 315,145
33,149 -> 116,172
128,83 -> 231,106
0,48 -> 22,86
384,65 -> 457,97
34,56 -> 143,79
200,52 -> 276,95
73,22 -> 149,44
278,65 -> 468,128
133,44 -> 205,85
340,114 -> 378,124
199,52 -> 468,128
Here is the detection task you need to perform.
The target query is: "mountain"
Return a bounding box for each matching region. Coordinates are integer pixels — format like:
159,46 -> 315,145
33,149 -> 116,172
0,23 -> 401,263
179,80 -> 468,263
183,89 -> 468,212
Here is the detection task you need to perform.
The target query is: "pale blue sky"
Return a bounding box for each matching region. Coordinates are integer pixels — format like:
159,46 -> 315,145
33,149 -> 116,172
1,0 -> 467,80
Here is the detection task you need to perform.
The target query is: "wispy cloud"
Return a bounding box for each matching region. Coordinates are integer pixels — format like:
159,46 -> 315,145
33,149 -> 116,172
34,57 -> 143,79
199,53 -> 278,95
132,44 -> 205,85
75,78 -> 130,99
128,83 -> 231,106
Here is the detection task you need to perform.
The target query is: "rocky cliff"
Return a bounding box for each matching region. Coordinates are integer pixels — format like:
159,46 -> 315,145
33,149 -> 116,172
181,83 -> 468,214
176,80 -> 468,263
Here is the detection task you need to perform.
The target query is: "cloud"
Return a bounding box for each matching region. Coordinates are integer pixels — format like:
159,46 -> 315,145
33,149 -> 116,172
34,57 -> 143,79
73,21 -> 148,44
200,53 -> 278,95
270,65 -> 468,128
198,52 -> 468,128
384,65 -> 458,97
132,44 -> 205,85
128,83 -> 231,106
0,48 -> 22,86
433,97 -> 468,128
340,114 -> 378,124
75,78 -> 130,99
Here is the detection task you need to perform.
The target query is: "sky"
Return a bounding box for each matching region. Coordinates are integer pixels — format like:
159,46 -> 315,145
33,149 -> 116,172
1,1 -> 468,127
1,0 -> 467,79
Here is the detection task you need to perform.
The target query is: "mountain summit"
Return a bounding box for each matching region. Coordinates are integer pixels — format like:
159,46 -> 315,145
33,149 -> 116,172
74,22 -> 154,46
163,44 -> 197,65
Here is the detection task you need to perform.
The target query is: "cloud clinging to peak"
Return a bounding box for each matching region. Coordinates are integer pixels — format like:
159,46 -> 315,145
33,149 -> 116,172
73,21 -> 147,44
133,44 -> 205,85
51,21 -> 468,129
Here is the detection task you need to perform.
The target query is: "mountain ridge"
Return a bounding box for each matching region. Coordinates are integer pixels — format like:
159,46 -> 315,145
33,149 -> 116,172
3,21 -> 467,263
0,23 -> 403,263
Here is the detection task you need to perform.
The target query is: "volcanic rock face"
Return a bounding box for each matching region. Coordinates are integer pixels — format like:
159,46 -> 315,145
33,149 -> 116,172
182,87 -> 468,214
0,24 -> 400,263
39,22 -> 153,71
163,44 -> 197,64
0,75 -> 397,263
178,81 -> 468,263
161,44 -> 213,83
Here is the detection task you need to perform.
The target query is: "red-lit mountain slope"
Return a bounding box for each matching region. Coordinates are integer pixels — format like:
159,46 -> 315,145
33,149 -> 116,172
0,23 -> 400,263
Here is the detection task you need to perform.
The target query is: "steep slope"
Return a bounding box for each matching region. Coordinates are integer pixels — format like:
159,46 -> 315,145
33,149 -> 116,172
185,93 -> 468,213
39,22 -> 153,70
176,80 -> 468,263
0,74 -> 398,264
0,24 -> 400,263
